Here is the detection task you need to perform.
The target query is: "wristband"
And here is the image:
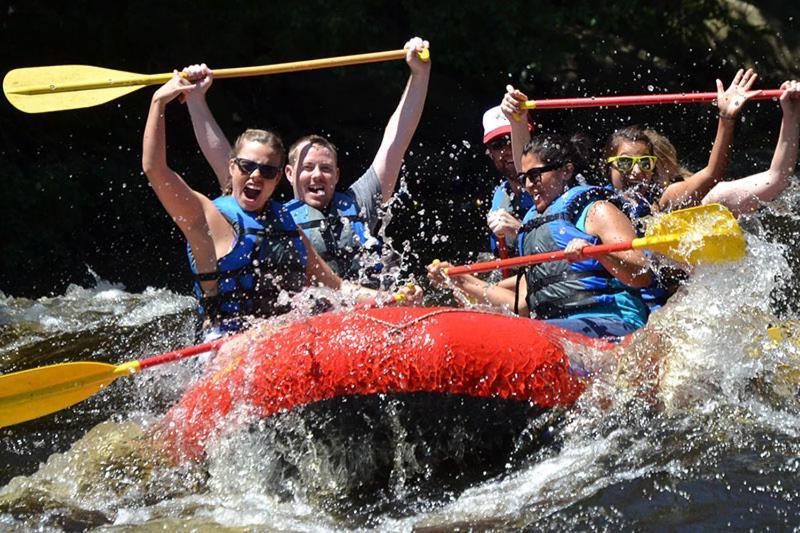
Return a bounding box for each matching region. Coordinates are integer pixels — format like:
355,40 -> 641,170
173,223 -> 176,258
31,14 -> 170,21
718,112 -> 737,121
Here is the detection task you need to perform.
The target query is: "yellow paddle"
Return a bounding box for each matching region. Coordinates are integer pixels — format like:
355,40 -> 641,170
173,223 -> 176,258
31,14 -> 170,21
0,338 -> 226,427
446,203 -> 746,276
4,47 -> 430,114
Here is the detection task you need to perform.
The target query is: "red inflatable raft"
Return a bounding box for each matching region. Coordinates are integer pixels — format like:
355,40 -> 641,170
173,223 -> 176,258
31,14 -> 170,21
159,306 -> 598,460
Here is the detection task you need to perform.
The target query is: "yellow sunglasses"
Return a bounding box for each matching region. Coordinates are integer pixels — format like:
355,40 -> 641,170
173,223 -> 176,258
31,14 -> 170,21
607,155 -> 658,173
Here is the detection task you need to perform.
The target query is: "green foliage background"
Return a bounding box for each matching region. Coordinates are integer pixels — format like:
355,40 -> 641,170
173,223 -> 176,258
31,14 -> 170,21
1,0 -> 798,296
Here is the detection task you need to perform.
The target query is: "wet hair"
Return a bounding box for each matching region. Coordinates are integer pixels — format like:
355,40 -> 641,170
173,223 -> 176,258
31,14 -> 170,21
522,132 -> 593,181
643,128 -> 692,183
223,129 -> 286,194
287,134 -> 339,167
230,128 -> 286,166
604,125 -> 692,186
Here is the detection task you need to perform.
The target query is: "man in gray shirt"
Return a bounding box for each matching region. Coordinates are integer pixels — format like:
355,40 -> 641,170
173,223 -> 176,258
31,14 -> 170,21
182,37 -> 431,287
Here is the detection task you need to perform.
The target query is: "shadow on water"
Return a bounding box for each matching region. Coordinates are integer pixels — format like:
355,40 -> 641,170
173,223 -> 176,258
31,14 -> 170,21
212,393 -> 563,526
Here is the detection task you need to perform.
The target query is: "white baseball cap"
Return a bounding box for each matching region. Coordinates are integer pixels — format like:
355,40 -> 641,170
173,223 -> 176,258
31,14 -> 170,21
482,105 -> 533,144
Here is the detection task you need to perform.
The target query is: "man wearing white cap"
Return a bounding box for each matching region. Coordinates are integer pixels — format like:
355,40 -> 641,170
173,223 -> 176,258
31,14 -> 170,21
483,105 -> 533,258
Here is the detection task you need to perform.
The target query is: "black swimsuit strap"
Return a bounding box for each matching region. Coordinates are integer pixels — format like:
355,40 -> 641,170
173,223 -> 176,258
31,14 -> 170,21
194,270 -> 220,282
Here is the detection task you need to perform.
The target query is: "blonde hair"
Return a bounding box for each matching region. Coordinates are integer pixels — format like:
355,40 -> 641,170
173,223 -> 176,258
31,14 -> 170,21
643,128 -> 692,184
230,128 -> 286,164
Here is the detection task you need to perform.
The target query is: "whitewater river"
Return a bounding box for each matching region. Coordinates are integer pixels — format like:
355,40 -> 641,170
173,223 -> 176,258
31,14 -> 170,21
2,193 -> 800,531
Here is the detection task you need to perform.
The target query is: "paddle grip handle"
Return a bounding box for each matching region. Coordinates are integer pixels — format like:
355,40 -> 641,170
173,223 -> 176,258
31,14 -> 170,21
447,242 -> 634,276
138,338 -> 226,370
523,89 -> 784,110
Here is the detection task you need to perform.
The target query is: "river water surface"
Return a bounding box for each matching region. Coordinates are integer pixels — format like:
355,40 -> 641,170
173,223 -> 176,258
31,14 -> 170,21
2,194 -> 800,530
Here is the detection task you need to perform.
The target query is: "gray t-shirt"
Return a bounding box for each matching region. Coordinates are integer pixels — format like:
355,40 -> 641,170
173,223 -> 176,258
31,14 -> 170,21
347,165 -> 382,233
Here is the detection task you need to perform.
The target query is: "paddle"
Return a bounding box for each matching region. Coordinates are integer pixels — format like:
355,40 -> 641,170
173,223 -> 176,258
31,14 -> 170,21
4,47 -> 430,114
0,338 -> 227,427
446,203 -> 745,276
520,89 -> 783,110
497,238 -> 512,278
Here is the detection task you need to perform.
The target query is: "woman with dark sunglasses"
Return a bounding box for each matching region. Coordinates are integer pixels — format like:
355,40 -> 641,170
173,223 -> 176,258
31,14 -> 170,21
179,37 -> 430,291
143,72 -> 421,334
429,114 -> 652,339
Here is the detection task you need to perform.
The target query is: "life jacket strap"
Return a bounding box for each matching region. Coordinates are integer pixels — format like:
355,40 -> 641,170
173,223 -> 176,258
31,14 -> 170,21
527,269 -> 612,293
295,214 -> 364,230
520,213 -> 570,234
533,290 -> 623,319
243,227 -> 300,239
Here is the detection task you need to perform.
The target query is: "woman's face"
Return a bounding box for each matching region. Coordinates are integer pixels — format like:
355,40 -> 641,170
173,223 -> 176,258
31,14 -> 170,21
520,153 -> 571,212
608,140 -> 656,195
229,140 -> 283,212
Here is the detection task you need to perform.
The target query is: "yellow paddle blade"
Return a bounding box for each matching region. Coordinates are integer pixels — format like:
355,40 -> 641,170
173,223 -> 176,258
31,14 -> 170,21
4,48 -> 428,114
0,360 -> 140,427
3,65 -> 169,113
634,203 -> 746,264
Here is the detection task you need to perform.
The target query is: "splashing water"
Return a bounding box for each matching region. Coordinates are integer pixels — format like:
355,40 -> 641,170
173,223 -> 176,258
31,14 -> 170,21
2,208 -> 800,529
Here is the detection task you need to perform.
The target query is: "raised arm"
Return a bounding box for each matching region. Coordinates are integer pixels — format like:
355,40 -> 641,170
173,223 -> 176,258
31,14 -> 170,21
142,72 -> 221,292
183,64 -> 233,192
659,68 -> 761,210
702,80 -> 800,216
371,37 -> 431,203
500,85 -> 533,172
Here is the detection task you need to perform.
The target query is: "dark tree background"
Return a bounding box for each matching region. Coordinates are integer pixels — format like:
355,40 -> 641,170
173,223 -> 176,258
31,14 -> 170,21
1,0 -> 798,297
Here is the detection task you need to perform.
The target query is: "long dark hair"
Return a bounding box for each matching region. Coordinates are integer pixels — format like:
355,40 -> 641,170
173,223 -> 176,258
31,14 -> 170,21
522,132 -> 593,182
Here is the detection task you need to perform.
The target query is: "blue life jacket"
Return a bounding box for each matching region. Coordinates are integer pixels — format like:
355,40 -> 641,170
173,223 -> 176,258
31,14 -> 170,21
604,184 -> 679,311
188,196 -> 307,330
284,192 -> 382,283
517,185 -> 649,327
488,180 -> 534,256
603,183 -> 659,235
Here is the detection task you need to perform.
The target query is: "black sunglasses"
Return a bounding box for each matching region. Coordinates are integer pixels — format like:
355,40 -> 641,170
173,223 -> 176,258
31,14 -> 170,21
234,157 -> 282,180
515,161 -> 564,184
486,136 -> 511,151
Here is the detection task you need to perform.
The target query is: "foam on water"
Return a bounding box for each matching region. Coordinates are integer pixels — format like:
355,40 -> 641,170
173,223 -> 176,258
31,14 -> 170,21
2,202 -> 800,529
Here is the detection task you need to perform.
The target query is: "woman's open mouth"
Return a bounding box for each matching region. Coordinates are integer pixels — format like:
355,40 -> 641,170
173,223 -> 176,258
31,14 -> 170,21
243,184 -> 262,200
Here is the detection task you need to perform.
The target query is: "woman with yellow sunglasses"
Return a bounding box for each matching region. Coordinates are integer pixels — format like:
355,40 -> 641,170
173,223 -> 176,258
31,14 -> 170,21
603,68 -> 760,219
605,77 -> 800,219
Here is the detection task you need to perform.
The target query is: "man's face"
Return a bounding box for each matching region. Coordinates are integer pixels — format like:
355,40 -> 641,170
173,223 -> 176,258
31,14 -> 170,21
485,135 -> 516,179
285,142 -> 340,210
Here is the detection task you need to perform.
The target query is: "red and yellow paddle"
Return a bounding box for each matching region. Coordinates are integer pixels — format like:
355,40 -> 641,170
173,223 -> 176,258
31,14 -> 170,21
520,89 -> 784,111
3,47 -> 430,114
446,203 -> 745,276
0,288 -> 419,428
0,338 -> 226,428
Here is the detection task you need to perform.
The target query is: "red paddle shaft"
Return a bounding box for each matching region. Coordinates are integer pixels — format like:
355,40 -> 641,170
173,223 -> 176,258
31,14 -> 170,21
138,338 -> 227,370
525,89 -> 784,110
447,242 -> 633,276
497,238 -> 512,278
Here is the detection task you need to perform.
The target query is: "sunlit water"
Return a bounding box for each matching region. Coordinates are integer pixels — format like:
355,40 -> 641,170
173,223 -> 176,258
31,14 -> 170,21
2,194 -> 800,530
